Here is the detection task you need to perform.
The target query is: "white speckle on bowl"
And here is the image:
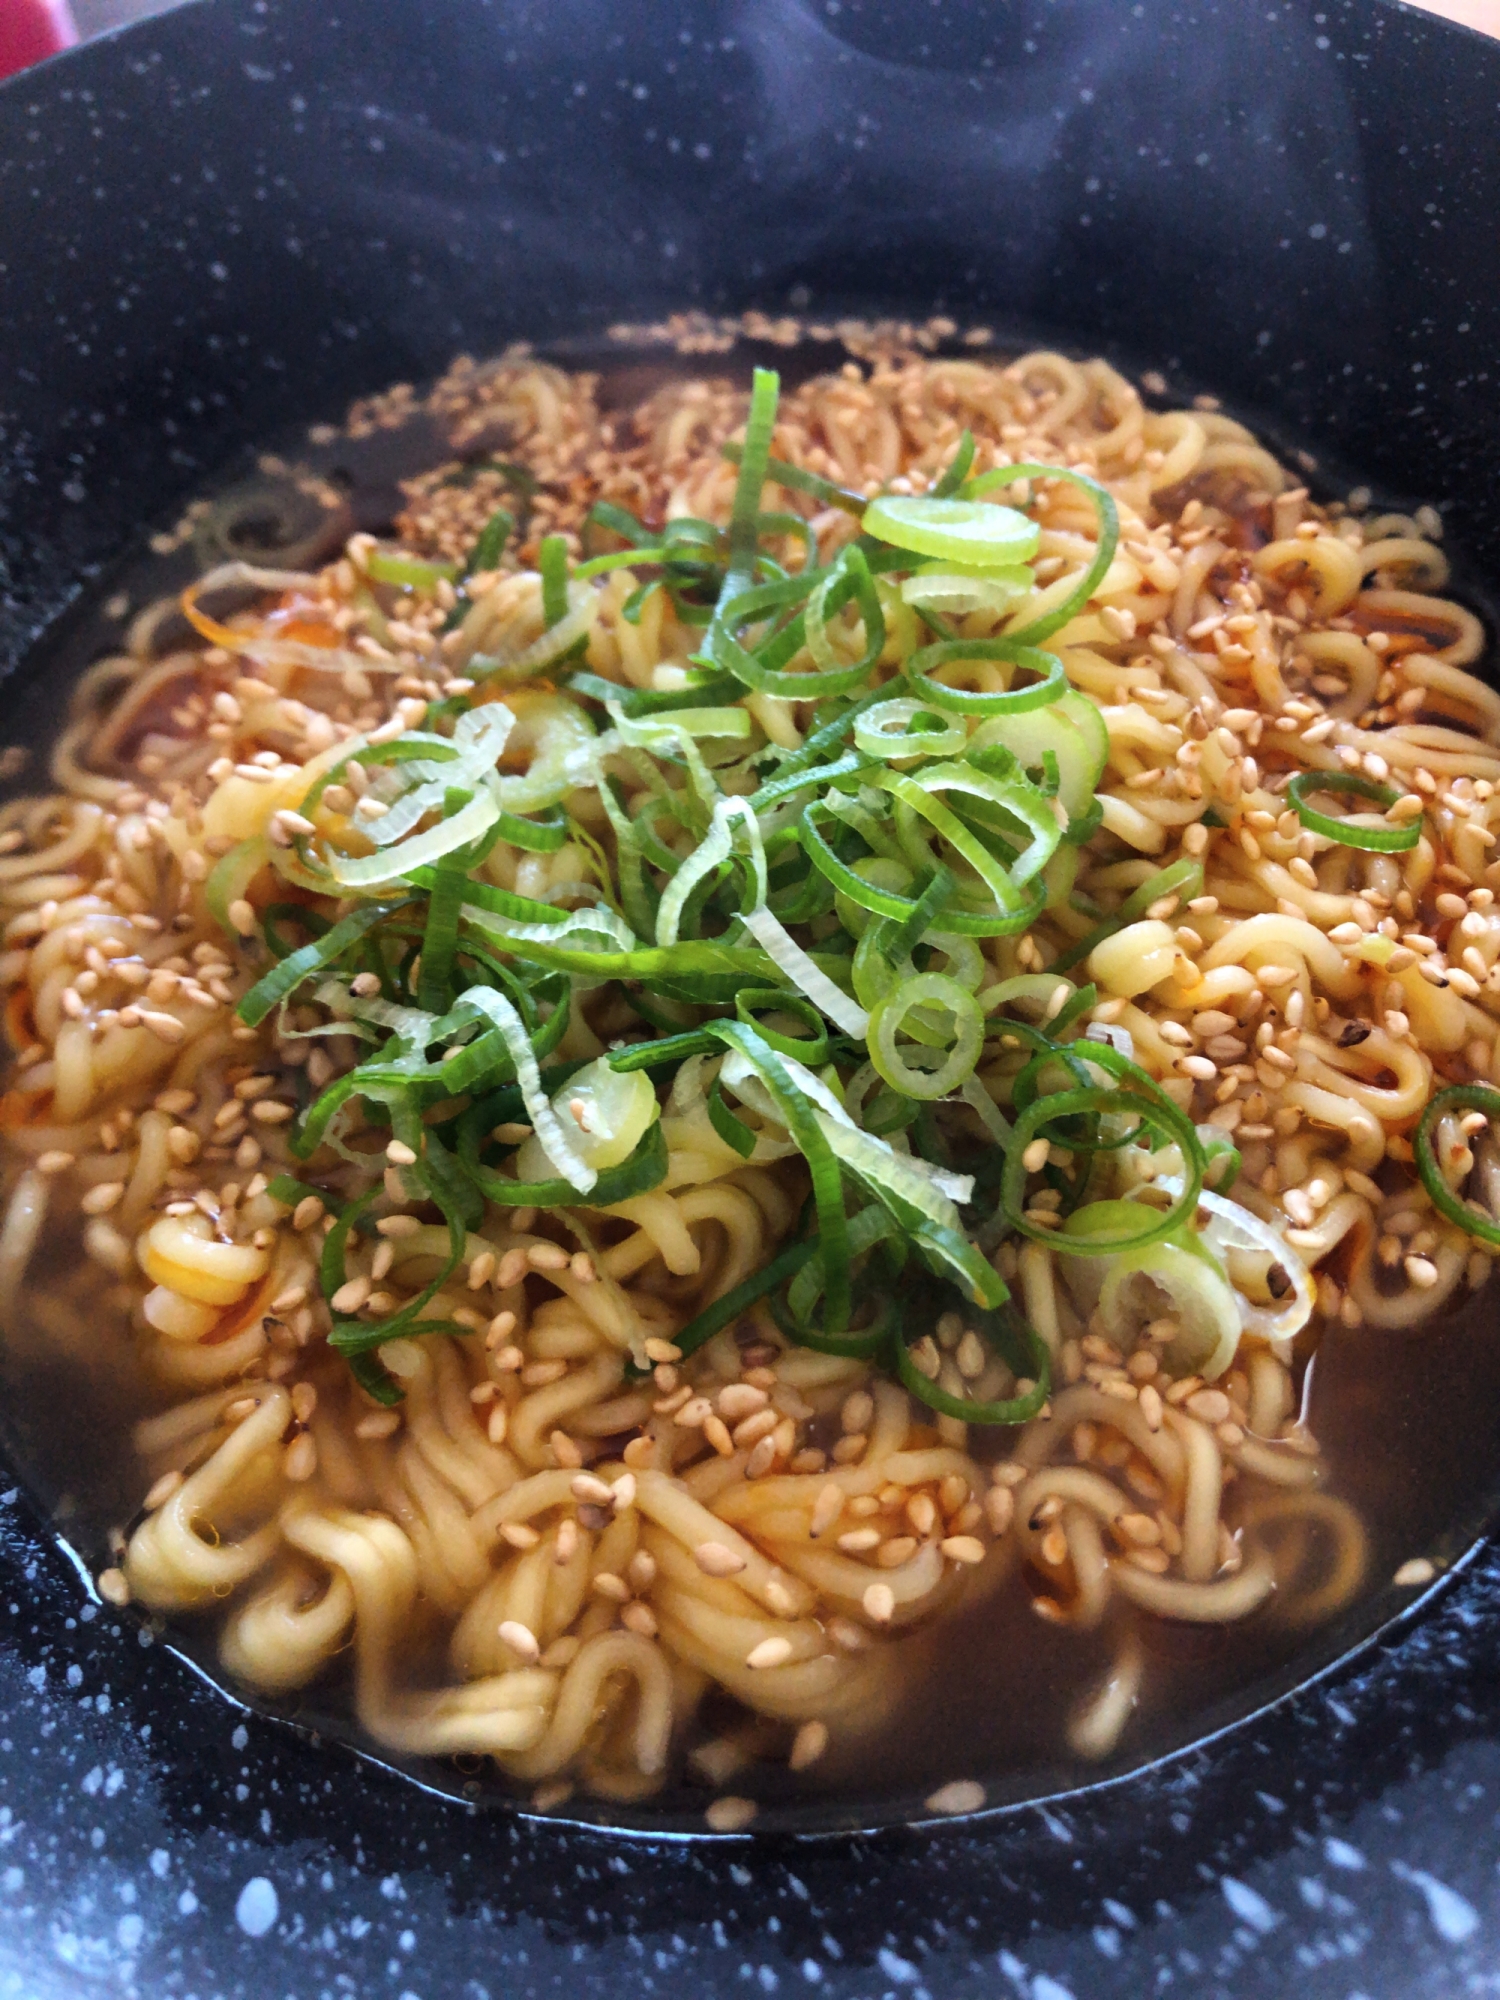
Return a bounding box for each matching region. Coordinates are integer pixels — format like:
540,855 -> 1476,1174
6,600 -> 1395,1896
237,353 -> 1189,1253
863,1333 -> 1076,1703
1392,1863 -> 1479,1944
234,1876 -> 278,1938
1221,1876 -> 1279,1934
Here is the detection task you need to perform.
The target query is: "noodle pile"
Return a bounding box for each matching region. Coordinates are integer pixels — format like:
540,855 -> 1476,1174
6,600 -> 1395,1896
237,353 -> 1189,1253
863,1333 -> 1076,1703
2,340 -> 1495,1824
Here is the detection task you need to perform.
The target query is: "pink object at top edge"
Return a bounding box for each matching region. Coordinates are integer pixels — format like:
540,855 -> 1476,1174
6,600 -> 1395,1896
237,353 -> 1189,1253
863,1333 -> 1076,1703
0,0 -> 79,83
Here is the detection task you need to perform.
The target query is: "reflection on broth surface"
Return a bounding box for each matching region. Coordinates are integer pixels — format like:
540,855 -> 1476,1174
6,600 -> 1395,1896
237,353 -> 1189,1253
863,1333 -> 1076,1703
1,324 -> 1498,1829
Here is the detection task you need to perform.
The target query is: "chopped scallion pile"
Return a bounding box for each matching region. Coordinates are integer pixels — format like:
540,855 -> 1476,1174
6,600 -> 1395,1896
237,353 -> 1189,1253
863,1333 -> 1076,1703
228,368 -> 1234,1411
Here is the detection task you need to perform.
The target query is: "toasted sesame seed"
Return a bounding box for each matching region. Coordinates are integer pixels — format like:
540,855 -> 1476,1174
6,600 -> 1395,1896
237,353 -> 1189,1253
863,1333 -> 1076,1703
694,1541 -> 747,1577
837,1527 -> 881,1554
940,1535 -> 985,1565
493,1620 -> 538,1665
719,1383 -> 770,1421
1126,1546 -> 1171,1574
143,1469 -> 184,1511
283,1432 -> 318,1482
1394,1557 -> 1436,1587
924,1779 -> 985,1816
140,1009 -> 186,1044
98,1567 -> 130,1606
789,1720 -> 829,1771
1185,1388 -> 1232,1424
81,1181 -> 124,1216
810,1483 -> 844,1538
705,1796 -> 757,1833
746,1636 -> 794,1671
862,1582 -> 896,1624
355,1410 -> 401,1440
550,1430 -> 583,1470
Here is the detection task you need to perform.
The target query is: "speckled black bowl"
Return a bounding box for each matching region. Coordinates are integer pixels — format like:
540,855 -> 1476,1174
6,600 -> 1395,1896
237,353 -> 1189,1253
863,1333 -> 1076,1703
6,0 -> 1500,1990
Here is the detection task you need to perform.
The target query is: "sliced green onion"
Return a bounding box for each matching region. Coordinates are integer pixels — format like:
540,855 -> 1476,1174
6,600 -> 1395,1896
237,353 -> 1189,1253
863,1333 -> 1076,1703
365,547 -> 459,592
463,506 -> 516,576
869,972 -> 983,1099
469,588 -> 599,686
931,430 -> 976,499
1001,1087 -> 1204,1252
726,369 -> 780,590
733,987 -> 830,1064
802,546 -> 886,686
670,1236 -> 822,1363
962,463 -> 1120,647
237,897 -> 414,1028
772,1289 -> 899,1361
1286,769 -> 1422,852
895,1305 -> 1050,1425
863,494 -> 1041,567
417,854 -> 467,1014
707,1077 -> 758,1158
260,902 -> 331,962
720,439 -> 866,518
264,1172 -> 329,1213
971,689 -> 1108,822
877,865 -> 955,970
607,1028 -> 721,1073
328,785 -> 500,890
799,800 -> 1044,939
706,1020 -> 851,1331
1050,855 -> 1204,975
899,565 -> 1034,618
492,804 -> 568,853
327,1170 -> 466,1359
853,698 -> 968,762
539,534 -> 571,628
441,508 -> 515,632
461,986 -> 597,1193
1414,1083 -> 1500,1248
902,637 -> 1066,719
459,1110 -> 668,1209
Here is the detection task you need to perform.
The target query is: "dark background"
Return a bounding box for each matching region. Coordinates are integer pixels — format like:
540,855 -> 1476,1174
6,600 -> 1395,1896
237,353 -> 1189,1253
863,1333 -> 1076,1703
5,1 -> 1500,1992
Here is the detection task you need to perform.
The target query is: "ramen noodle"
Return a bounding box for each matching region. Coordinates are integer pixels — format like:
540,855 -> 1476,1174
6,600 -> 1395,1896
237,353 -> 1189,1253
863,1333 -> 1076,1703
2,340 -> 1494,1825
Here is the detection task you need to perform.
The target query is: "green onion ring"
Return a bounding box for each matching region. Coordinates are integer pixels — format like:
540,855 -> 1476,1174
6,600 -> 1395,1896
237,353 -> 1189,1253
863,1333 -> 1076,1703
869,973 -> 984,1100
1286,769 -> 1422,852
769,1283 -> 898,1360
1414,1082 -> 1500,1248
895,1306 -> 1051,1425
1001,1086 -> 1204,1251
902,638 -> 1067,718
961,462 -> 1120,648
733,986 -> 831,1064
799,802 -> 1045,939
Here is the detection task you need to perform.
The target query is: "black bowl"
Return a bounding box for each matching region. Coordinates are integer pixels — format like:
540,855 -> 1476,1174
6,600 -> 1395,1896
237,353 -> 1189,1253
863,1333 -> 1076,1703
6,0 -> 1500,1990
